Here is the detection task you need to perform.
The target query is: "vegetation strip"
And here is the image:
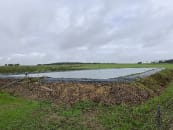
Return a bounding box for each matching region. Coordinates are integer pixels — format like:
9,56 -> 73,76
0,63 -> 172,74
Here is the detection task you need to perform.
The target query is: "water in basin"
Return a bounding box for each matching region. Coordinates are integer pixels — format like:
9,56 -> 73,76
8,68 -> 154,79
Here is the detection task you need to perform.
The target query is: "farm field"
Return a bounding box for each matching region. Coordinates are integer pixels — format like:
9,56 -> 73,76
0,63 -> 173,74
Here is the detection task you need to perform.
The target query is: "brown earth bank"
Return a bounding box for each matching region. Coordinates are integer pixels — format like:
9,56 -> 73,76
0,70 -> 173,105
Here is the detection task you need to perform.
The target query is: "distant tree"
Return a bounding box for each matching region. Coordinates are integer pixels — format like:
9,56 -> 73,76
8,64 -> 14,66
165,59 -> 173,63
138,62 -> 142,64
15,64 -> 20,66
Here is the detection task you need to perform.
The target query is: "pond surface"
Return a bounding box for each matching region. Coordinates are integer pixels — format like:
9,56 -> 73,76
8,68 -> 155,79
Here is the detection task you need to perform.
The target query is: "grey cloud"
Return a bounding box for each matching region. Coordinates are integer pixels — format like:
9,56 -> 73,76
0,0 -> 173,64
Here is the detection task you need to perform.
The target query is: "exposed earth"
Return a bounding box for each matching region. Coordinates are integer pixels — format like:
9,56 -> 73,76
0,69 -> 172,105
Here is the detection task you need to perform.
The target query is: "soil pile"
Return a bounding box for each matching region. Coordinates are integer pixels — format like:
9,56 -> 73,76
1,70 -> 173,105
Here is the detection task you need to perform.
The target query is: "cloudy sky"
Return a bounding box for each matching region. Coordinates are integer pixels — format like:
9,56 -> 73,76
0,0 -> 173,65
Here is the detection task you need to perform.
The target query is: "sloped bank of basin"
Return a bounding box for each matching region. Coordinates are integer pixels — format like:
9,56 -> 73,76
0,69 -> 172,105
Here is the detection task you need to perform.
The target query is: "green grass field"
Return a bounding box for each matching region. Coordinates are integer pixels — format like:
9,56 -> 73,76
0,93 -> 43,129
0,63 -> 173,74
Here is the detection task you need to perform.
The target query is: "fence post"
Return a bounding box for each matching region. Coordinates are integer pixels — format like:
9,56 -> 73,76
157,105 -> 161,130
25,72 -> 28,78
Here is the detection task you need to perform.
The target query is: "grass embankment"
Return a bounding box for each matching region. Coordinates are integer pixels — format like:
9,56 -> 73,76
0,63 -> 172,74
98,82 -> 173,130
0,70 -> 173,130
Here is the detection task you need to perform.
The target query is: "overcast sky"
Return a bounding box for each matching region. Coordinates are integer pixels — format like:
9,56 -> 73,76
0,0 -> 173,65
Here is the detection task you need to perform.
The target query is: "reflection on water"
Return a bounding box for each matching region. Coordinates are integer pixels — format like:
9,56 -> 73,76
9,68 -> 154,79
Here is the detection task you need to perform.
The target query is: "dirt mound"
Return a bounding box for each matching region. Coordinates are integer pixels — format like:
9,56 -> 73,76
0,79 -> 156,105
0,79 -> 16,87
1,70 -> 173,105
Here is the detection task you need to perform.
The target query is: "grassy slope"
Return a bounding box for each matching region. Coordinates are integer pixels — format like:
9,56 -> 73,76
0,63 -> 173,74
0,76 -> 173,130
0,84 -> 173,130
98,81 -> 173,130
